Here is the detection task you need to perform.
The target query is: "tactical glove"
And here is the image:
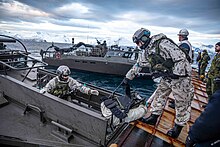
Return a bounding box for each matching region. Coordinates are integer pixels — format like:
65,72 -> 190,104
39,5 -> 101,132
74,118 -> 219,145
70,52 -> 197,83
90,90 -> 99,96
122,77 -> 130,85
40,89 -> 46,94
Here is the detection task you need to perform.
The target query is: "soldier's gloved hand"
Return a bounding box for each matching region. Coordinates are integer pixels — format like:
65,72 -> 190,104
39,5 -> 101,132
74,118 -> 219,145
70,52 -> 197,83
185,135 -> 195,147
122,77 -> 130,85
90,90 -> 99,96
40,89 -> 46,94
152,64 -> 165,72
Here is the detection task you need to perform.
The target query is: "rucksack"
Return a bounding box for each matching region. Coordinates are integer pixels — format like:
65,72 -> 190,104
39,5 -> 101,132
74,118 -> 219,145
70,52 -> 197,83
154,36 -> 192,63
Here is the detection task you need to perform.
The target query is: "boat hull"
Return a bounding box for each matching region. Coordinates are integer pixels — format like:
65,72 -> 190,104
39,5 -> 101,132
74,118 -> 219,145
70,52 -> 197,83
43,56 -> 150,76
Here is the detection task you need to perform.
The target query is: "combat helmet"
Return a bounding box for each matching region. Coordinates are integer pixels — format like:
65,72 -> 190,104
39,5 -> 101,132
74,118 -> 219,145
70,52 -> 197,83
177,29 -> 189,36
132,28 -> 151,49
56,65 -> 71,81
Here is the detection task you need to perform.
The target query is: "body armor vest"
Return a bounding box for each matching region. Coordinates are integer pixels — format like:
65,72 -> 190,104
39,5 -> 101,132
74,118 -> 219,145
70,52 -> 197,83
51,77 -> 70,98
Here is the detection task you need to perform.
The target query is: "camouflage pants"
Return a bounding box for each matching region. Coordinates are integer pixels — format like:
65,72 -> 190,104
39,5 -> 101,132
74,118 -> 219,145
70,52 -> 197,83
198,62 -> 201,76
206,77 -> 220,99
200,63 -> 208,76
150,77 -> 194,126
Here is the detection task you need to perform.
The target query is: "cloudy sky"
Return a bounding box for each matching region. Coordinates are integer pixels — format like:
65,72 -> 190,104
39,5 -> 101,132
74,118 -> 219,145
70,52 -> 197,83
0,0 -> 220,45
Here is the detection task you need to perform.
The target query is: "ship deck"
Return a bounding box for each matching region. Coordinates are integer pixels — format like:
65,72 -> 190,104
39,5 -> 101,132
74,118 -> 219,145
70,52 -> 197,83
109,69 -> 208,147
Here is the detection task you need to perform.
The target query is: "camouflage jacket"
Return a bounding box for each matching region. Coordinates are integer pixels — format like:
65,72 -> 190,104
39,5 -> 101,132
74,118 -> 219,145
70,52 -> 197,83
45,76 -> 91,97
208,53 -> 220,78
200,52 -> 210,66
126,33 -> 191,80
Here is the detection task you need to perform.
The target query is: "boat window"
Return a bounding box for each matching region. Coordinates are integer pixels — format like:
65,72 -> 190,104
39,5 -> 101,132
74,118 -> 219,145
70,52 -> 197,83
90,62 -> 96,64
122,52 -> 133,58
82,61 -> 87,63
105,51 -> 124,57
75,60 -> 80,62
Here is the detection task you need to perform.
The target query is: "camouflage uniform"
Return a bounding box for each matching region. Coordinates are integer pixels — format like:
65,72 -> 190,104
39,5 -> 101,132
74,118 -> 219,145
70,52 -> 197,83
199,50 -> 210,79
101,102 -> 147,126
45,76 -> 91,98
196,52 -> 202,77
206,53 -> 220,98
126,33 -> 194,126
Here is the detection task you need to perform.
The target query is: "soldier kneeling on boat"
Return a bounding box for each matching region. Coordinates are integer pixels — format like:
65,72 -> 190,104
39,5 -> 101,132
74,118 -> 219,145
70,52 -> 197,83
40,65 -> 99,100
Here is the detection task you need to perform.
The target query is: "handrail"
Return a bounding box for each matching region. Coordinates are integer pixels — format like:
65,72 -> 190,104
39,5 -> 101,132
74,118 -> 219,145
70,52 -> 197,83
0,34 -> 28,53
0,51 -> 48,70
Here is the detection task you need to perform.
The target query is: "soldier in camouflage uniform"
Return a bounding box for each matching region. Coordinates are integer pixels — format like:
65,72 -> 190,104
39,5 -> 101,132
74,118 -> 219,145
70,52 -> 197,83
124,28 -> 194,138
206,42 -> 220,99
41,65 -> 99,100
196,52 -> 202,77
199,49 -> 210,81
177,29 -> 193,63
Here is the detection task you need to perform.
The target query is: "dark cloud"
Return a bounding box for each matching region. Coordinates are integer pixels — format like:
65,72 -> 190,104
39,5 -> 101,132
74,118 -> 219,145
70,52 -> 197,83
1,0 -> 220,34
50,19 -> 100,29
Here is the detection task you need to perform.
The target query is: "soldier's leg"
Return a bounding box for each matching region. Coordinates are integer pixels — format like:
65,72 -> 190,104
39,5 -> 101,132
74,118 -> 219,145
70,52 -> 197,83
141,78 -> 172,125
167,77 -> 194,138
124,105 -> 147,123
206,77 -> 212,99
150,78 -> 172,115
198,62 -> 201,77
173,77 -> 194,126
199,65 -> 204,76
200,65 -> 206,81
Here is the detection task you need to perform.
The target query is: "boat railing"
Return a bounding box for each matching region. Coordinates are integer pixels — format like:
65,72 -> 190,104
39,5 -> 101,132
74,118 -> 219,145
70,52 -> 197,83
0,50 -> 48,71
0,35 -> 48,71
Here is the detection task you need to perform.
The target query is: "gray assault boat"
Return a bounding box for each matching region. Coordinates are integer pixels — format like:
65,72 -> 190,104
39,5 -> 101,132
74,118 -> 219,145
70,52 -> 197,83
40,41 -> 150,76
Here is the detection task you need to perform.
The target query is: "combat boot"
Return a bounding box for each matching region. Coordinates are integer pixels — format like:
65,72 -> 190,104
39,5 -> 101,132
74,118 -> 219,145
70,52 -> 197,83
168,100 -> 175,109
140,114 -> 159,125
167,123 -> 183,138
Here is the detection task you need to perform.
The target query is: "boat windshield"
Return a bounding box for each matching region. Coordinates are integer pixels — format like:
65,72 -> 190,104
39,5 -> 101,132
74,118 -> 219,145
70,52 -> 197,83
105,50 -> 133,58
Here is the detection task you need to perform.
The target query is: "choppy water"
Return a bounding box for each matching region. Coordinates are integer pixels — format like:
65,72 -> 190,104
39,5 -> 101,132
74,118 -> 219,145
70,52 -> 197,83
5,40 -> 156,98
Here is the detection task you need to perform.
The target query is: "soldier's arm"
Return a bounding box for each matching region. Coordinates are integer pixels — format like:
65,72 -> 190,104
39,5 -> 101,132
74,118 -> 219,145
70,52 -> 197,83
45,77 -> 57,93
68,78 -> 91,95
125,50 -> 148,80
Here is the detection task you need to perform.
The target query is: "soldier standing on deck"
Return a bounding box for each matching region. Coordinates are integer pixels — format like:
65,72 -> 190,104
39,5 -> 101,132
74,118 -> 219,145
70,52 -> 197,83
199,49 -> 210,81
177,29 -> 193,63
206,42 -> 220,99
123,28 -> 194,138
196,52 -> 202,78
169,29 -> 193,109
